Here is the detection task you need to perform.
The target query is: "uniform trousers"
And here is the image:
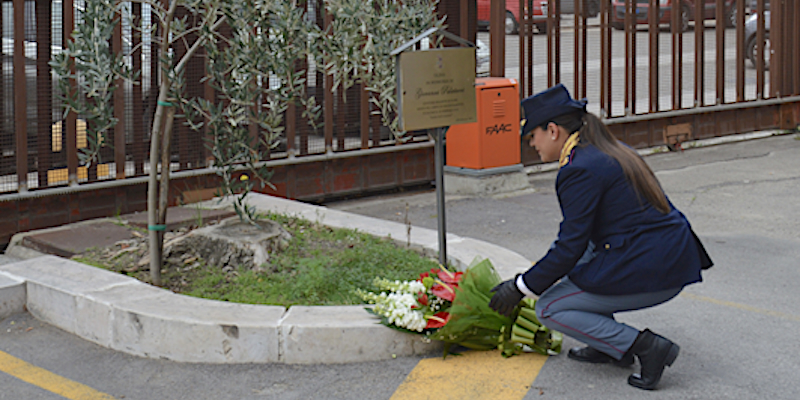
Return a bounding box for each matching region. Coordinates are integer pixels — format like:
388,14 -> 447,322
534,277 -> 683,360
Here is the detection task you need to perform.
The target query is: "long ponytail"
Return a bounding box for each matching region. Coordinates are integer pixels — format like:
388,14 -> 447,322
545,111 -> 670,213
579,113 -> 670,213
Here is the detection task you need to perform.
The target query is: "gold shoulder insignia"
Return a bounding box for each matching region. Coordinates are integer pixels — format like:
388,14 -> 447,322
559,132 -> 580,167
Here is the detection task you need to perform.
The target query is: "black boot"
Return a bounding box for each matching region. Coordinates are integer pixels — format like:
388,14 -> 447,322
568,346 -> 634,367
627,329 -> 680,390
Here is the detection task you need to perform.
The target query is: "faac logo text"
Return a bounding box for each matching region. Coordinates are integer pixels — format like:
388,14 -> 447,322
485,123 -> 512,135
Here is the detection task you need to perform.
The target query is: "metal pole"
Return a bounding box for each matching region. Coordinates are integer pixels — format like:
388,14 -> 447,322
434,127 -> 447,266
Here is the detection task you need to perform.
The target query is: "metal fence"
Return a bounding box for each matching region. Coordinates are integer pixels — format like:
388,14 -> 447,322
0,0 -> 434,196
485,0 -> 799,162
2,0 -> 799,197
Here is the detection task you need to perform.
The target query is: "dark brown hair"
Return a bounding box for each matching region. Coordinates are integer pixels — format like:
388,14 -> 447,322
546,111 -> 670,214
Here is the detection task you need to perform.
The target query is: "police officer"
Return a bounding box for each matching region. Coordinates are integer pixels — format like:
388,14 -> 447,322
488,84 -> 712,390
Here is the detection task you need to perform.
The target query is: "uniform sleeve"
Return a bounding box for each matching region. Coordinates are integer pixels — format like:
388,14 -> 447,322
521,165 -> 604,295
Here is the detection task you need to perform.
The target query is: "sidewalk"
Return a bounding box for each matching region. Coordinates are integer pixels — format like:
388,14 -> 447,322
0,194 -> 531,365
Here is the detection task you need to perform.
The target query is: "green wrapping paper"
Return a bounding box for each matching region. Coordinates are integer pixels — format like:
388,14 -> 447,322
427,258 -> 562,358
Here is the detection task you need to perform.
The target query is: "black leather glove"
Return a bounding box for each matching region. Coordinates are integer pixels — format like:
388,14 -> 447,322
489,275 -> 524,317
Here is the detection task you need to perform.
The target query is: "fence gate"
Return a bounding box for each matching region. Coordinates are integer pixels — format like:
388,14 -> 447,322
486,0 -> 799,164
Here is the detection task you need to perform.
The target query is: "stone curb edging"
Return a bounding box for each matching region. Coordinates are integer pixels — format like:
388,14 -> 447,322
0,193 -> 530,364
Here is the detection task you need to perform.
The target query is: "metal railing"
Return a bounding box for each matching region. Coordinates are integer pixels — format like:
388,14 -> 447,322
0,0 -> 431,196
487,0 -> 798,163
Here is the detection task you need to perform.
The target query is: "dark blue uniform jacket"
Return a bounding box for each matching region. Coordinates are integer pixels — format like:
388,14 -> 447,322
521,143 -> 713,296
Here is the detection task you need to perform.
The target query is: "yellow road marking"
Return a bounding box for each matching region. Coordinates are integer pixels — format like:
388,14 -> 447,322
390,350 -> 547,400
680,292 -> 800,322
0,350 -> 116,400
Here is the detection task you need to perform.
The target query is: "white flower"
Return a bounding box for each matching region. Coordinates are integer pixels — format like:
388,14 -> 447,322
359,290 -> 426,332
371,277 -> 425,295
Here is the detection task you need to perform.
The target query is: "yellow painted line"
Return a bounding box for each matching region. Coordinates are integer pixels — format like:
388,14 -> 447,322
0,350 -> 116,400
680,292 -> 800,322
390,350 -> 547,400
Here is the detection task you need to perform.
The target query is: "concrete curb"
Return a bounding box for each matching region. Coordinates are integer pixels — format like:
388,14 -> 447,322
1,193 -> 530,364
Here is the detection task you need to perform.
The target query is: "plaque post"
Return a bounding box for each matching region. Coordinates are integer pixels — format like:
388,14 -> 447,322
391,28 -> 476,267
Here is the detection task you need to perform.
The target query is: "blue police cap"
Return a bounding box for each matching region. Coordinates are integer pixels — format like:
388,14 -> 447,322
521,84 -> 587,137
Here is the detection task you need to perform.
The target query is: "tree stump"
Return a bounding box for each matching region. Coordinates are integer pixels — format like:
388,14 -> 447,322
164,217 -> 292,272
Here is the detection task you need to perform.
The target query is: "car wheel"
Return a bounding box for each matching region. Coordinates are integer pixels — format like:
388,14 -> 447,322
535,23 -> 547,34
505,11 -> 518,35
611,22 -> 624,31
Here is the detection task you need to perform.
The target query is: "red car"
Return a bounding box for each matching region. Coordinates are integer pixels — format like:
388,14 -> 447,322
477,0 -> 549,35
610,0 -> 738,31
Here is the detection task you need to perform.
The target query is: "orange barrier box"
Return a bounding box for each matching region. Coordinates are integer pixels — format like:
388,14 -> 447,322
446,78 -> 520,170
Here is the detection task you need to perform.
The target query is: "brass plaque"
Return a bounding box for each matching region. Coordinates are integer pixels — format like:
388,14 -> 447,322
397,47 -> 477,131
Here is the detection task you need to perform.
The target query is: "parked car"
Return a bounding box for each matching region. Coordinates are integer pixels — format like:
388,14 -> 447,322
555,0 -> 601,17
476,38 -> 490,75
747,0 -> 770,13
477,0 -> 549,35
609,0 -> 738,32
744,10 -> 770,69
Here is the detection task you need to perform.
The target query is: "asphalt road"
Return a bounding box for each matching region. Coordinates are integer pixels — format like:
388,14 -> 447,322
2,133 -> 800,399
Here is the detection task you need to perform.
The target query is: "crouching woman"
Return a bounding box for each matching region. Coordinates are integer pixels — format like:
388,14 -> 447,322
488,84 -> 713,390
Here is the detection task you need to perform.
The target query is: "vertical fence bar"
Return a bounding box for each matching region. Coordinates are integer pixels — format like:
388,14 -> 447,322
336,89 -> 345,150
518,0 -> 525,98
296,49 -> 309,156
286,102 -> 296,158
37,0 -> 53,188
546,0 -> 553,87
694,0 -> 704,107
582,4 -> 587,100
715,0 -> 724,104
671,0 -> 682,110
769,1 -> 780,98
551,0 -> 561,86
573,0 -> 580,97
649,0 -> 659,113
527,0 -> 534,96
14,0 -> 27,192
770,0 -> 797,97
360,84 -> 369,149
323,11 -> 333,152
629,0 -> 636,115
65,0 -> 78,184
624,0 -> 631,115
489,0 -> 504,77
523,0 -> 531,96
113,10 -> 125,178
600,0 -> 611,117
789,3 -> 800,95
756,0 -> 765,98
370,103 -> 381,148
460,0 -> 469,38
132,2 -> 144,175
579,0 -> 587,99
735,0 -> 745,102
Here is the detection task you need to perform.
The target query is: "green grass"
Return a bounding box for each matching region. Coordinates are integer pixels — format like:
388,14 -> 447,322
79,212 -> 441,308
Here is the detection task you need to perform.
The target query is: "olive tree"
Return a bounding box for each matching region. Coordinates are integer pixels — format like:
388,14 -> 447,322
180,0 -> 322,226
320,0 -> 446,138
52,0 -> 446,287
53,0 -> 228,285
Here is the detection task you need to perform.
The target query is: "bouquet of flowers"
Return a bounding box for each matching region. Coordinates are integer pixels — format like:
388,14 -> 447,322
356,257 -> 562,358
